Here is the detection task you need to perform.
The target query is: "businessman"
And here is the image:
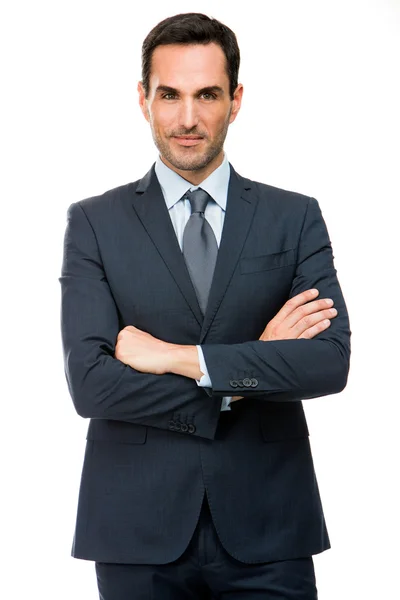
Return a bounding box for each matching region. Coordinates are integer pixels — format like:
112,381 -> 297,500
59,12 -> 351,600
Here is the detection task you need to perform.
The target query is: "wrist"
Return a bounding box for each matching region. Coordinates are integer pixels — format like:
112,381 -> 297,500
168,344 -> 203,380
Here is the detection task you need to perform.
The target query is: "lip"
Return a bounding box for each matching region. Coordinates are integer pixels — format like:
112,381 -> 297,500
173,136 -> 204,147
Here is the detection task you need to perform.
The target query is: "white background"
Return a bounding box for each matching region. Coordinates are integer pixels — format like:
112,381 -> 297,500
1,0 -> 399,598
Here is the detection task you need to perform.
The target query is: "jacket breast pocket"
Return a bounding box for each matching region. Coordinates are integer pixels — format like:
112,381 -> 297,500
259,403 -> 309,442
86,419 -> 148,444
240,249 -> 296,274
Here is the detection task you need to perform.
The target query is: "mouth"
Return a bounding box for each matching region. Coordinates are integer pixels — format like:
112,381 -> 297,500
172,136 -> 204,147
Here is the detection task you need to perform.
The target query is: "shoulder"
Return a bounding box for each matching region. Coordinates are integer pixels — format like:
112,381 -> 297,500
76,180 -> 139,216
234,168 -> 314,217
255,180 -> 310,203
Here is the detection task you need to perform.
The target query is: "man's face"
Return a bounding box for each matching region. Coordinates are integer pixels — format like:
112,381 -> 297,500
138,43 -> 243,178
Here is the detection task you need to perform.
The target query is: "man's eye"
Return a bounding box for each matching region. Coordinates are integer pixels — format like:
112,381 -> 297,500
201,93 -> 216,100
163,93 -> 176,100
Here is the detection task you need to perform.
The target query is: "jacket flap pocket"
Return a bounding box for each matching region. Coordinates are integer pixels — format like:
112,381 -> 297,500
260,403 -> 309,442
240,249 -> 296,274
86,419 -> 148,444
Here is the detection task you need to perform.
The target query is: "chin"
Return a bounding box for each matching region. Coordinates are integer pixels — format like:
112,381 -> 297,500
175,158 -> 208,171
175,147 -> 222,172
167,152 -> 209,172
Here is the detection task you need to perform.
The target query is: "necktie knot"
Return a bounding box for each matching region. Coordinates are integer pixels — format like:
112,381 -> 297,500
185,188 -> 211,214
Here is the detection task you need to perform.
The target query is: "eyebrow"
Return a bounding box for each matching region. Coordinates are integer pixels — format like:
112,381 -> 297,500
155,85 -> 224,96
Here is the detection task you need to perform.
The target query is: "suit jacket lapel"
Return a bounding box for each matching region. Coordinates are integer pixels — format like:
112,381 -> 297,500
132,163 -> 258,342
199,165 -> 257,343
132,164 -> 204,327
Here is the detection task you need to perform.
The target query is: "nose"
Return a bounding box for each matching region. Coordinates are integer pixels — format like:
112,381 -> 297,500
177,98 -> 199,131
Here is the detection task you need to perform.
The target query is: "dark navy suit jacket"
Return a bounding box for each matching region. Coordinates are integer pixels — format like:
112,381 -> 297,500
59,163 -> 351,564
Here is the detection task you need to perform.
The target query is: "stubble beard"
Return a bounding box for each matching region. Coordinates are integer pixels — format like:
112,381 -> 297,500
150,113 -> 231,172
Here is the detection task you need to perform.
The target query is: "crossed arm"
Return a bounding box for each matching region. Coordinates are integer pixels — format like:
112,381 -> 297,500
59,198 -> 350,439
113,196 -> 350,400
115,288 -> 339,398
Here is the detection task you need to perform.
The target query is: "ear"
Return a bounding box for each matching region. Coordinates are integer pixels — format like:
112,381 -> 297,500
229,84 -> 244,125
138,81 -> 150,122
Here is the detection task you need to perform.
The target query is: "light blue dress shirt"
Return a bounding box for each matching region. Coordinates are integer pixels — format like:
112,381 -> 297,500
154,153 -> 232,411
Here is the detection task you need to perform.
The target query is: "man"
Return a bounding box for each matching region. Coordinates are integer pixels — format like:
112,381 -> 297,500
59,12 -> 351,600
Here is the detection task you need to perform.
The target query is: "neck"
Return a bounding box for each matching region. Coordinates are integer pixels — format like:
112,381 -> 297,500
160,151 -> 224,186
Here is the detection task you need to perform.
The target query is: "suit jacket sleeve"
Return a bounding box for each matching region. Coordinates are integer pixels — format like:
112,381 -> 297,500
58,201 -> 222,440
200,197 -> 351,400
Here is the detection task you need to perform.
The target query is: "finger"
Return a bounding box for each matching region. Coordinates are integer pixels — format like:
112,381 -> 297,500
298,317 -> 333,339
271,289 -> 320,326
284,298 -> 335,330
291,307 -> 337,338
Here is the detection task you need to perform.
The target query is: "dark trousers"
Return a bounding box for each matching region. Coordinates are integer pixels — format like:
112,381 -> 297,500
95,495 -> 318,599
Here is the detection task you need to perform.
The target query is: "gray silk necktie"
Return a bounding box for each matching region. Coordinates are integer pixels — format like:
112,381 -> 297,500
182,188 -> 218,315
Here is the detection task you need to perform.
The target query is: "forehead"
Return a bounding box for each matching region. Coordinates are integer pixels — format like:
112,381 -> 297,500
150,43 -> 229,91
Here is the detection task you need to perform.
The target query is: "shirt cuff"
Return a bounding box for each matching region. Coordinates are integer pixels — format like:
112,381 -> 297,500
220,397 -> 232,411
195,346 -> 232,411
195,346 -> 212,387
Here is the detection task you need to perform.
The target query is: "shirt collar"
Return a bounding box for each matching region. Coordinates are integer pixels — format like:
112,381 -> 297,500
154,152 -> 230,211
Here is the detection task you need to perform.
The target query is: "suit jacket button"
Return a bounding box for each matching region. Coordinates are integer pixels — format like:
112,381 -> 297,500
188,424 -> 196,434
229,379 -> 238,388
237,379 -> 244,387
243,378 -> 252,387
180,423 -> 188,432
250,378 -> 259,387
168,420 -> 177,430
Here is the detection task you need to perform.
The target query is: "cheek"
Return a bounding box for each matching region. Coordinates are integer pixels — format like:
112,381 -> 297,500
150,104 -> 177,131
202,109 -> 229,135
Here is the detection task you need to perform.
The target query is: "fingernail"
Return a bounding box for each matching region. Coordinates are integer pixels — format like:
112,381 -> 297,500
326,298 -> 333,305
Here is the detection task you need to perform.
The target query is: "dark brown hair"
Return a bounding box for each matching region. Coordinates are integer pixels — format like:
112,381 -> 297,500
141,13 -> 240,100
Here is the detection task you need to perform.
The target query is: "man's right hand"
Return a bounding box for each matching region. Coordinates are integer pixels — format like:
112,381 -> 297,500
259,288 -> 337,342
